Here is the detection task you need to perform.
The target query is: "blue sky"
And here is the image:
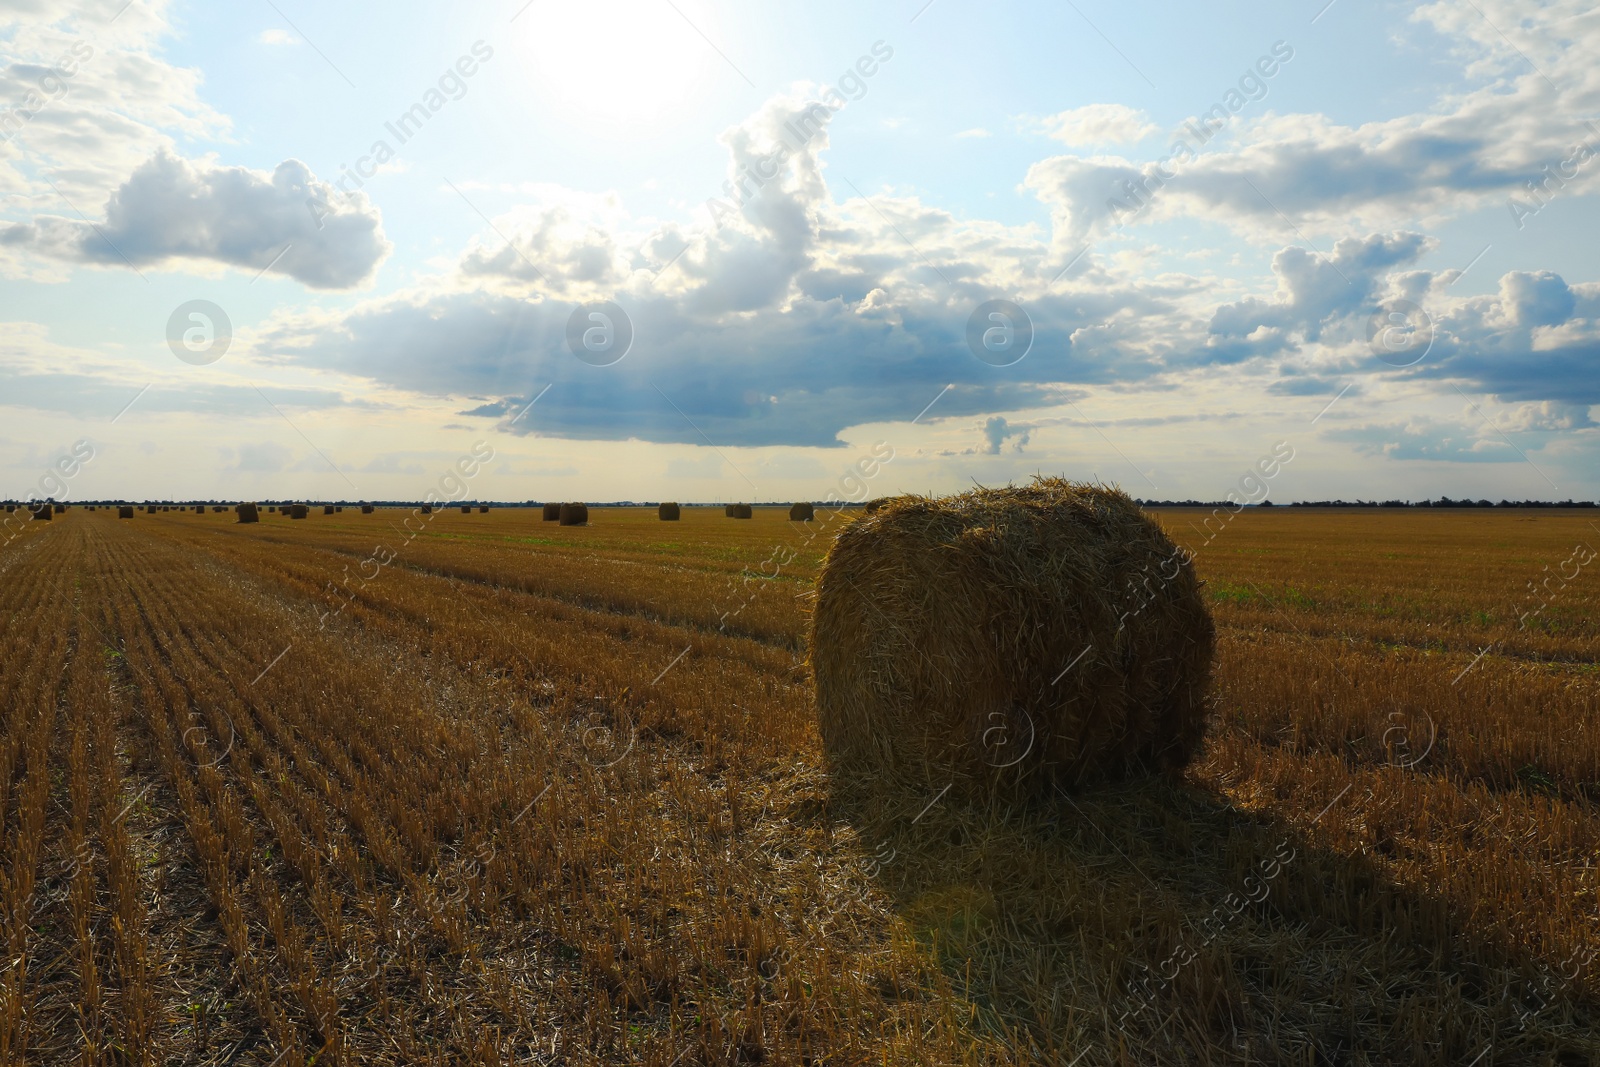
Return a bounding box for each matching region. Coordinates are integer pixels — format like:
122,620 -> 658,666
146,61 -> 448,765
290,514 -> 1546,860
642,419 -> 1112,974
3,0 -> 1598,503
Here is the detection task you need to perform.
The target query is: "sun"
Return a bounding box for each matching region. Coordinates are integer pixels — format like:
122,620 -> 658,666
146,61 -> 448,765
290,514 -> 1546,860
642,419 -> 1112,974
511,0 -> 721,130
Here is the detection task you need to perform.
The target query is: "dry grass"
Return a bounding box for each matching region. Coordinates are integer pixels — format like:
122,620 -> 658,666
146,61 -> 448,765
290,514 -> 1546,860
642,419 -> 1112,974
0,506 -> 1595,1064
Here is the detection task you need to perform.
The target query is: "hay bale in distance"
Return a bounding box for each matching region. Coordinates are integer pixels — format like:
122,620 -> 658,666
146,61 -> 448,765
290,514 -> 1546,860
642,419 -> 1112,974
361,504 -> 375,514
33,505 -> 52,521
146,505 -> 156,514
461,504 -> 472,514
659,502 -> 681,521
789,502 -> 815,521
420,504 -> 432,515
724,504 -> 736,517
809,479 -> 1215,797
290,504 -> 309,519
558,502 -> 588,526
542,503 -> 561,521
237,502 -> 260,524
323,504 -> 335,515
730,503 -> 753,519
54,504 -> 65,514
478,505 -> 489,513
118,505 -> 134,519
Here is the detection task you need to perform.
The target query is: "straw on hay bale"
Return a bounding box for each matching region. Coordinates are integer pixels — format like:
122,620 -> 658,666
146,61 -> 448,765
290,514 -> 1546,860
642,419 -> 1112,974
290,504 -> 309,519
558,503 -> 588,526
361,504 -> 375,514
237,503 -> 260,524
730,504 -> 753,519
542,503 -> 561,521
789,502 -> 814,521
118,506 -> 134,519
659,502 -> 680,521
809,479 -> 1214,796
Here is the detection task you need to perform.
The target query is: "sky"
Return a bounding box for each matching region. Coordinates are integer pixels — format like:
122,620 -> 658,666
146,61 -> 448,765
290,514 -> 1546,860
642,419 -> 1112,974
2,0 -> 1598,504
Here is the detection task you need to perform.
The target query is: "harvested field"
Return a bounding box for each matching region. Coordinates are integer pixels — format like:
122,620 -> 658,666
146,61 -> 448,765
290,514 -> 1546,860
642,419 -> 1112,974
0,506 -> 1596,1065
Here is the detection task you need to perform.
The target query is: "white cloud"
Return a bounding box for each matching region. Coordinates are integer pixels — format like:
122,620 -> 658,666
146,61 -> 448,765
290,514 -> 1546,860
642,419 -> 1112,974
0,0 -> 228,214
1037,104 -> 1158,146
3,149 -> 390,288
955,127 -> 991,139
257,28 -> 298,46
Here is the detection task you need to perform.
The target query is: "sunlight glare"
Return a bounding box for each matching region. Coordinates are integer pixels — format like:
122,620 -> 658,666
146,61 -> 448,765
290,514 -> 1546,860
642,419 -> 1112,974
513,1 -> 719,130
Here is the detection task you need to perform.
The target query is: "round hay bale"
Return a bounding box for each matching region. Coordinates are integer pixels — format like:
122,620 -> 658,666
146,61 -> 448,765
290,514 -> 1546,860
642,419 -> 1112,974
558,502 -> 588,526
290,504 -> 309,519
809,480 -> 1214,796
419,504 -> 432,515
542,503 -> 561,521
789,502 -> 815,521
237,502 -> 260,524
336,505 -> 344,512
461,504 -> 472,514
33,505 -> 52,521
54,504 -> 65,514
118,505 -> 134,519
730,503 -> 752,519
659,502 -> 680,521
323,504 -> 335,515
195,505 -> 204,513
146,505 -> 156,514
361,504 -> 375,514
478,505 -> 489,513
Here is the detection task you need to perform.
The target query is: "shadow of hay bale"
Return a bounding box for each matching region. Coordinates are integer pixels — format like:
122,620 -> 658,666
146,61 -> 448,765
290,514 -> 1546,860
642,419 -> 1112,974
822,770 -> 1600,1064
